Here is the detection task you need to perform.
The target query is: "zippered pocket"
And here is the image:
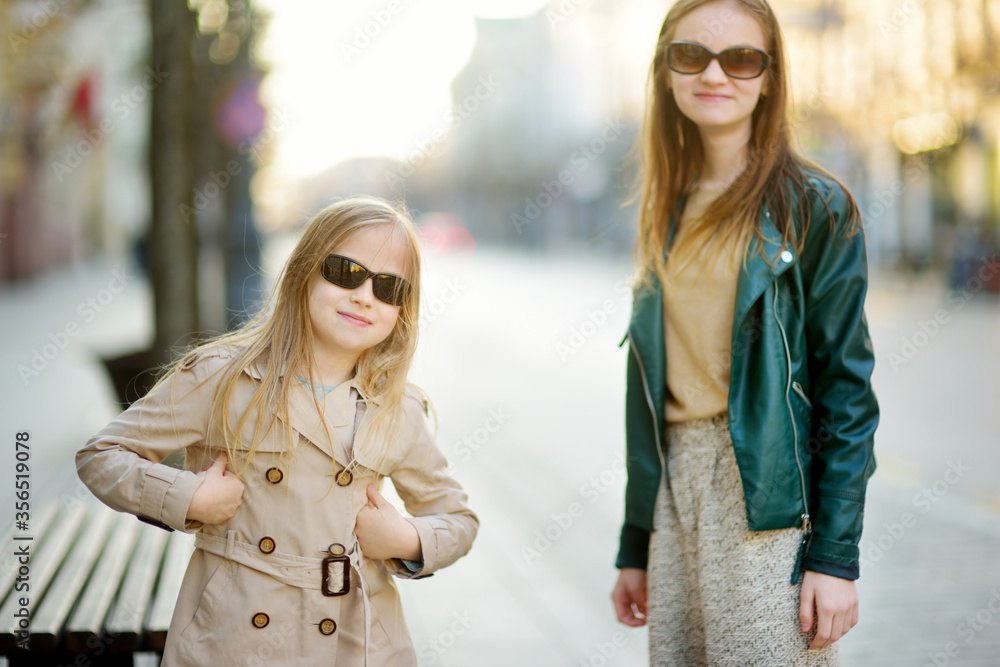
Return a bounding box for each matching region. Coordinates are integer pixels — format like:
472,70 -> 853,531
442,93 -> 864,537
792,381 -> 812,408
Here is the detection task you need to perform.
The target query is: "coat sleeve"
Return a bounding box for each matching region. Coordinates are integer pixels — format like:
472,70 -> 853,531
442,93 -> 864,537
798,179 -> 880,579
382,393 -> 479,579
75,354 -> 229,533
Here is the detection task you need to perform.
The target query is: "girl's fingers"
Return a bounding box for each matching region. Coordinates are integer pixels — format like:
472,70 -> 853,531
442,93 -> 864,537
366,484 -> 382,510
799,582 -> 814,633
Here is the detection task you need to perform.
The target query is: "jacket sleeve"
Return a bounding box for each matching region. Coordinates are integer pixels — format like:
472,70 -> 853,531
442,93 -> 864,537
383,394 -> 479,579
798,180 -> 880,579
75,355 -> 227,533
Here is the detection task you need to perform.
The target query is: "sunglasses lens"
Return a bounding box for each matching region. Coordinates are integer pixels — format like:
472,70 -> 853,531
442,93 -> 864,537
668,43 -> 710,73
720,48 -> 766,78
322,256 -> 367,289
372,276 -> 409,307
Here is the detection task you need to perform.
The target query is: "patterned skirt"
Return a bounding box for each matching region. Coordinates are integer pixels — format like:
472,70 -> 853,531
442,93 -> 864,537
647,414 -> 840,666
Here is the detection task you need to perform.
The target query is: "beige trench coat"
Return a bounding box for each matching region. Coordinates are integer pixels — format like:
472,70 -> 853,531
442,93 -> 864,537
76,348 -> 478,666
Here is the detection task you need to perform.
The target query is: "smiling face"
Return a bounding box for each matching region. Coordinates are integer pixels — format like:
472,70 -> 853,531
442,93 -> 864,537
667,0 -> 768,136
307,223 -> 409,373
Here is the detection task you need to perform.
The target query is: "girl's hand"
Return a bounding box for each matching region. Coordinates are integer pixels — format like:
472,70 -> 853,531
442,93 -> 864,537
355,484 -> 422,561
186,452 -> 245,525
612,567 -> 648,627
800,570 -> 858,648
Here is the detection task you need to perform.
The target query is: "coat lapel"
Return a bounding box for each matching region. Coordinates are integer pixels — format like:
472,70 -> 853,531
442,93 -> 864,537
242,359 -> 359,466
732,207 -> 797,339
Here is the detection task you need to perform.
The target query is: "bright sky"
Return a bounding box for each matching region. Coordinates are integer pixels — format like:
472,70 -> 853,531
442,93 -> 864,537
254,0 -> 551,180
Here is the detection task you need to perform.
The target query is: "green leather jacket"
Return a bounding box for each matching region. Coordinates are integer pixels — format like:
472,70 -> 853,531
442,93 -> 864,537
616,172 -> 879,581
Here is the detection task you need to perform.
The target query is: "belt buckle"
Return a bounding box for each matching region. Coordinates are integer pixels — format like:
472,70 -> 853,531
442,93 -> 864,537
321,544 -> 350,597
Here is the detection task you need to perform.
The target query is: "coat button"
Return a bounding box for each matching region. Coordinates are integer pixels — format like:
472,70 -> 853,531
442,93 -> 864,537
252,612 -> 269,628
328,543 -> 346,557
319,618 -> 337,635
780,250 -> 793,263
335,469 -> 353,487
265,467 -> 283,484
259,537 -> 276,554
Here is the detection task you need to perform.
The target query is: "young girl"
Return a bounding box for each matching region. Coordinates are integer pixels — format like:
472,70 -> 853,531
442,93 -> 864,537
77,197 -> 478,666
610,1 -> 878,664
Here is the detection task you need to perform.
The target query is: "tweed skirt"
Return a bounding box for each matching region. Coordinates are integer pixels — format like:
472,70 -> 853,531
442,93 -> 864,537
647,414 -> 840,666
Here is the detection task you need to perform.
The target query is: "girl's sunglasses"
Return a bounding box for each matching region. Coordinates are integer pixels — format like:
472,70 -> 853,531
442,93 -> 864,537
666,41 -> 771,80
321,254 -> 411,307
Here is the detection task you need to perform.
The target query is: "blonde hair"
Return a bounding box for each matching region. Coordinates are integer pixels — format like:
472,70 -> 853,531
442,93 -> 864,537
162,196 -> 425,476
631,0 -> 860,285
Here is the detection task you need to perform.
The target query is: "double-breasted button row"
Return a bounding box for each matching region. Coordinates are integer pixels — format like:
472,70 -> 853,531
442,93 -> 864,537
251,614 -> 338,636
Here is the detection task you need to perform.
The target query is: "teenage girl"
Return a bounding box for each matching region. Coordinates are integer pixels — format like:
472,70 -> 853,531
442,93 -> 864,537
78,197 -> 478,666
610,1 -> 878,664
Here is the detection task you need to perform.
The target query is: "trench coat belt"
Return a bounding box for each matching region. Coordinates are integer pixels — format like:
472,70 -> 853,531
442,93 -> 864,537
194,531 -> 374,666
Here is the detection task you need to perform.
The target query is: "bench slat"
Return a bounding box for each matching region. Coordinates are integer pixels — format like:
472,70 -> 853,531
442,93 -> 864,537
103,525 -> 170,652
0,503 -> 60,608
64,516 -> 141,654
28,505 -> 118,652
144,531 -> 194,651
0,503 -> 87,653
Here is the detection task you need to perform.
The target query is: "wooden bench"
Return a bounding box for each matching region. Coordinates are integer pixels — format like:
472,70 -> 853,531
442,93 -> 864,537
0,500 -> 193,666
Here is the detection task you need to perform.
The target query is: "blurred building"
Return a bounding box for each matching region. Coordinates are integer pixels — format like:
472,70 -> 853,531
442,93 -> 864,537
779,0 -> 1000,273
0,0 -> 149,281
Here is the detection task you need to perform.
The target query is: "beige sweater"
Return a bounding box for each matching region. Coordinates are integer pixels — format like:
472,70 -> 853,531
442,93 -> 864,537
662,185 -> 749,423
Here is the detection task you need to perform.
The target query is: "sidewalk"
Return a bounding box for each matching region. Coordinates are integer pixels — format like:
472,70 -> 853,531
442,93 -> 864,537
1,252 -> 998,666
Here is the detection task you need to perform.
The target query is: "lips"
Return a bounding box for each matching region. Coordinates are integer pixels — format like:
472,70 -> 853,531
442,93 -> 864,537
338,311 -> 371,326
695,93 -> 731,101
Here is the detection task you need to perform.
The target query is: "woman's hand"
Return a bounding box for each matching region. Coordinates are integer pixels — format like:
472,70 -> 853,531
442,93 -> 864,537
800,570 -> 858,648
612,567 -> 648,627
355,484 -> 422,561
186,452 -> 245,525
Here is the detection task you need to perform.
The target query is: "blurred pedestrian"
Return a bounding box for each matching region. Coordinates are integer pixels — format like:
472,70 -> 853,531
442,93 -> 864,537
78,197 -> 478,666
609,0 -> 879,664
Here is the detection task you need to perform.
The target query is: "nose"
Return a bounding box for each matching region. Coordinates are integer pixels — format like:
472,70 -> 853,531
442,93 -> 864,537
350,278 -> 376,306
700,57 -> 728,83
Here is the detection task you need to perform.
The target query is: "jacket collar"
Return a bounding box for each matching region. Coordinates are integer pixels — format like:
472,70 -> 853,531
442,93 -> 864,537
241,357 -> 364,467
629,203 -> 797,344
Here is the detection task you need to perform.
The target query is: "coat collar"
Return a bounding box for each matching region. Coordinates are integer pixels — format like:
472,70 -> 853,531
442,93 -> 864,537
241,357 -> 365,467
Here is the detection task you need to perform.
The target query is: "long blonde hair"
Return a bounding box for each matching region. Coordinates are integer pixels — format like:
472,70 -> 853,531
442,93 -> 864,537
163,196 -> 424,476
632,0 -> 860,285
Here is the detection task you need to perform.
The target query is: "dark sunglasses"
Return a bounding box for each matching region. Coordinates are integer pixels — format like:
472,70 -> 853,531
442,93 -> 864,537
666,41 -> 771,80
321,254 -> 411,307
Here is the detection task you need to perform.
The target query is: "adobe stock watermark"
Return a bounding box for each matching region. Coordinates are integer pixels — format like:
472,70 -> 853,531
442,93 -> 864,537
339,0 -> 411,63
511,118 -> 626,234
579,631 -> 629,667
51,66 -> 170,182
418,277 -> 467,329
17,267 -> 134,386
179,109 -> 293,223
384,75 -> 502,190
447,408 -> 511,472
924,588 -> 1000,667
878,0 -> 928,37
887,256 -> 999,371
6,0 -> 80,53
556,277 -> 631,362
521,452 -> 626,564
417,610 -> 478,665
859,459 -> 968,573
243,619 -> 297,667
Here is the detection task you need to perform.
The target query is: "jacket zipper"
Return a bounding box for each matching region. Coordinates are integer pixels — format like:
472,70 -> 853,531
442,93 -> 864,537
626,331 -> 666,469
772,287 -> 812,583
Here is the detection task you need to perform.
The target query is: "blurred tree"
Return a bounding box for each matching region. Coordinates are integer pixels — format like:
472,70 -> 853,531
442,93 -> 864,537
149,0 -> 200,363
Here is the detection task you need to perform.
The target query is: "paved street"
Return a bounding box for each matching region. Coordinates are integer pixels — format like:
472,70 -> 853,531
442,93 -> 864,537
1,244 -> 998,666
